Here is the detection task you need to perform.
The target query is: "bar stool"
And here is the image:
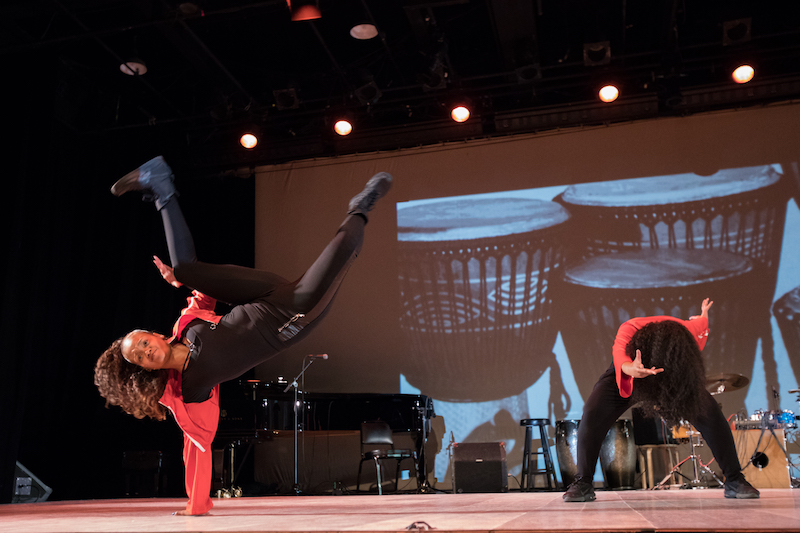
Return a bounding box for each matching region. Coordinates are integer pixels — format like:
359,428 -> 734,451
519,418 -> 558,490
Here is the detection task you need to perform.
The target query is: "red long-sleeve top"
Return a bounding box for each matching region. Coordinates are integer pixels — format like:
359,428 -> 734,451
612,315 -> 709,398
157,290 -> 222,515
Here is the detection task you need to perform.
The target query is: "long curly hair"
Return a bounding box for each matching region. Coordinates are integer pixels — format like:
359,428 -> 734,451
94,334 -> 169,421
628,320 -> 706,426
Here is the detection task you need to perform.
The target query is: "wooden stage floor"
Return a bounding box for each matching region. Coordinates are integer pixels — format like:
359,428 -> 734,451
2,489 -> 799,533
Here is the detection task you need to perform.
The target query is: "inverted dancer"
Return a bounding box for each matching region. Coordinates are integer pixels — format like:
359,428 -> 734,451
95,156 -> 392,515
562,298 -> 760,502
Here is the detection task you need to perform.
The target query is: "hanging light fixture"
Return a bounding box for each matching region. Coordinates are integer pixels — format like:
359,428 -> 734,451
333,118 -> 353,136
731,64 -> 755,84
450,97 -> 472,123
239,124 -> 261,149
287,0 -> 321,21
598,84 -> 620,103
119,58 -> 147,76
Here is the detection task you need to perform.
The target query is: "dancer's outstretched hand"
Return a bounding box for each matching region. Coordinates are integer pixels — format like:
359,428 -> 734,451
153,255 -> 182,288
621,349 -> 664,379
690,297 -> 713,320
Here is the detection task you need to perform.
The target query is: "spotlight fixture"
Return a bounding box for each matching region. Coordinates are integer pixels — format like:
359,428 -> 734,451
287,0 -> 320,22
350,22 -> 378,40
239,125 -> 261,149
333,119 -> 353,136
119,57 -> 147,76
273,88 -> 300,110
515,64 -> 541,84
583,41 -> 611,66
598,84 -> 619,103
450,100 -> 471,123
355,81 -> 382,106
732,64 -> 755,84
723,18 -> 752,46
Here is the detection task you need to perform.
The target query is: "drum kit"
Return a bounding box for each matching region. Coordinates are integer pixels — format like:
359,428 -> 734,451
656,373 -> 751,490
655,375 -> 799,489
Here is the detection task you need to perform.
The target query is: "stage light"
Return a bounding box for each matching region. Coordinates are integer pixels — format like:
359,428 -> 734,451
583,41 -> 611,66
334,119 -> 353,136
287,0 -> 320,21
732,64 -> 755,84
273,88 -> 300,110
723,18 -> 751,46
598,84 -> 619,103
119,58 -> 147,76
240,124 -> 262,149
350,22 -> 378,40
240,132 -> 259,149
355,81 -> 382,106
450,105 -> 470,123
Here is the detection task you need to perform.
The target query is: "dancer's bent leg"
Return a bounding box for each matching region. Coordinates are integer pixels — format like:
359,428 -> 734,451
687,390 -> 742,480
160,198 -> 288,305
575,366 -> 633,479
272,214 -> 365,313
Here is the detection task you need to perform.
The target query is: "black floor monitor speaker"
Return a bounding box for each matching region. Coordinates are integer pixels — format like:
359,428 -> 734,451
453,442 -> 508,493
13,462 -> 52,503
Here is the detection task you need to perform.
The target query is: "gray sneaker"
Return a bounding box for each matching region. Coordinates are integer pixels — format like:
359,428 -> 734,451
348,172 -> 393,221
111,155 -> 177,210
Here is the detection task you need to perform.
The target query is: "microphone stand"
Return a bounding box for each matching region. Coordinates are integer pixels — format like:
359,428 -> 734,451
284,357 -> 317,495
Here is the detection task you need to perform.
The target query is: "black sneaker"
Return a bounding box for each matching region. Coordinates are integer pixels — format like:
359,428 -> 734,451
348,172 -> 393,221
723,476 -> 760,499
563,478 -> 596,502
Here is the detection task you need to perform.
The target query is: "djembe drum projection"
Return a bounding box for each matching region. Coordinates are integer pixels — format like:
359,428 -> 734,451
773,286 -> 800,388
397,197 -> 570,402
557,248 -> 758,409
556,165 -> 789,401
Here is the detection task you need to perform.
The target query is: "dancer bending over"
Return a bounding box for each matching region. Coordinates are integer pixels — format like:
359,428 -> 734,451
562,298 -> 759,502
95,156 -> 392,515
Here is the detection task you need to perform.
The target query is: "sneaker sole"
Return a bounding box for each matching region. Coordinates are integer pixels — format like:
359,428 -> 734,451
110,168 -> 143,196
563,494 -> 596,502
725,491 -> 760,499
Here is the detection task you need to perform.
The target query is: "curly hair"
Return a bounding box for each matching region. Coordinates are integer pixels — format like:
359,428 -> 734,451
628,320 -> 707,426
94,334 -> 169,421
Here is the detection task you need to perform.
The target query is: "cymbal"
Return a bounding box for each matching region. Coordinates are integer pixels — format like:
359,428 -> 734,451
705,373 -> 750,395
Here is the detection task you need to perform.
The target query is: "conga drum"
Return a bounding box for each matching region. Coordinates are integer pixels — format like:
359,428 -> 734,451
555,419 -> 580,487
599,419 -> 637,490
397,197 -> 570,401
557,248 -> 758,408
555,418 -> 637,489
773,286 -> 800,388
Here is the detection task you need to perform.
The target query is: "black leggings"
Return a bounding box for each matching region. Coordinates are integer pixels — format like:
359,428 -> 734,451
159,197 -> 364,327
575,364 -> 743,482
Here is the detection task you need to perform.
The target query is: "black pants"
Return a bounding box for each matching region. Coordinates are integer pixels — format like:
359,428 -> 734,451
575,364 -> 743,482
160,197 -> 364,337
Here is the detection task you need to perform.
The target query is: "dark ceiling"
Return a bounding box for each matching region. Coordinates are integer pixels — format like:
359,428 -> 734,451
4,0 -> 800,173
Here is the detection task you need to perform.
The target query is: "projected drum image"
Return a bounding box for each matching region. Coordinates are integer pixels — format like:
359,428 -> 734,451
397,198 -> 570,401
773,286 -> 800,386
557,248 -> 758,405
556,165 -> 787,276
556,165 -> 789,403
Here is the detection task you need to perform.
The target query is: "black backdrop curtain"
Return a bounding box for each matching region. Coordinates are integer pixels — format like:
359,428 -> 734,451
1,53 -> 254,503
